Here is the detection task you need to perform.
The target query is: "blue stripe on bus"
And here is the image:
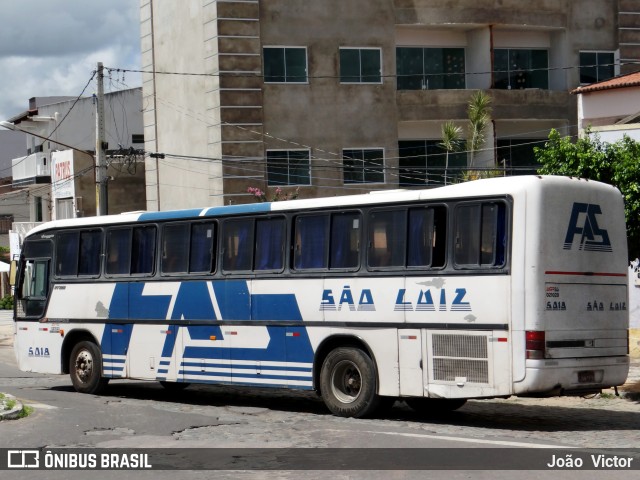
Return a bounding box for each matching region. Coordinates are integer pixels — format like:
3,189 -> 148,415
138,209 -> 206,221
203,203 -> 272,217
251,294 -> 302,321
180,370 -> 309,381
182,326 -> 314,364
213,281 -> 250,320
212,281 -> 303,321
100,323 -> 134,359
180,362 -> 311,372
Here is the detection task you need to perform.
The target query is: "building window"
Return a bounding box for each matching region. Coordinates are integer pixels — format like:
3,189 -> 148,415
580,51 -> 615,84
398,140 -> 467,186
263,47 -> 308,83
266,150 -> 311,186
494,49 -> 548,89
396,47 -> 465,90
340,48 -> 382,83
496,138 -> 542,176
343,149 -> 384,184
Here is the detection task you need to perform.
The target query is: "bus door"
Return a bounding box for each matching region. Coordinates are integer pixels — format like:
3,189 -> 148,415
14,239 -> 55,373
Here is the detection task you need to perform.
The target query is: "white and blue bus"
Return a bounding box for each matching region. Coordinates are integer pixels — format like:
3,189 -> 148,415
12,176 -> 630,417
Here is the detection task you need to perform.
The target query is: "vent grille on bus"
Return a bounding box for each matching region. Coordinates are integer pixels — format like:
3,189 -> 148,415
431,334 -> 489,384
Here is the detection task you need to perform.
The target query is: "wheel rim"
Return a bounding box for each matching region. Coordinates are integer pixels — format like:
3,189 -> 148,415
330,359 -> 362,404
75,349 -> 94,384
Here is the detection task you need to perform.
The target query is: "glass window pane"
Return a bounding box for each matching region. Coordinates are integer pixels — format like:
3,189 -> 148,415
340,49 -> 361,83
288,150 -> 310,185
530,50 -> 548,89
267,151 -> 289,186
56,231 -> 79,276
399,141 -> 427,186
285,48 -> 307,82
78,230 -> 102,276
264,48 -> 285,82
223,219 -> 253,271
580,52 -> 597,84
368,210 -> 406,268
294,215 -> 329,269
360,49 -> 381,83
190,222 -> 216,273
255,217 -> 285,270
407,208 -> 434,267
480,204 -> 498,265
396,47 -> 423,90
106,229 -> 131,275
131,226 -> 156,275
455,205 -> 480,265
162,224 -> 189,274
330,213 -> 360,269
363,149 -> 384,183
493,49 -> 509,89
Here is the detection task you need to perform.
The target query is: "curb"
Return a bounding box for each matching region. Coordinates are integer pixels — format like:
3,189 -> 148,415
0,393 -> 24,420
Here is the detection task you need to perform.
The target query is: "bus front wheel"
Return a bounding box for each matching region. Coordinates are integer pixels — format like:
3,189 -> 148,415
69,341 -> 109,394
320,347 -> 380,418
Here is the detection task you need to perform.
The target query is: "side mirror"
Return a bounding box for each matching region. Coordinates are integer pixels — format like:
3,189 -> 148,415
9,260 -> 17,287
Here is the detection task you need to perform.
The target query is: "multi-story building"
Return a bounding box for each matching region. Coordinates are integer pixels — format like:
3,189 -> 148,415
141,0 -> 638,209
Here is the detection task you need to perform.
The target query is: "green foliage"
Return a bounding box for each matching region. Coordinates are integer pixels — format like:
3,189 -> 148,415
535,129 -> 640,259
467,91 -> 492,168
0,295 -> 13,310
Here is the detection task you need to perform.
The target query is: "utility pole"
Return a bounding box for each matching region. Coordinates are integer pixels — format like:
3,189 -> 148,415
95,62 -> 108,216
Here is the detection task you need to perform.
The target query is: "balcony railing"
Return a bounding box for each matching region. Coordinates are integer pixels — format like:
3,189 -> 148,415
11,152 -> 51,185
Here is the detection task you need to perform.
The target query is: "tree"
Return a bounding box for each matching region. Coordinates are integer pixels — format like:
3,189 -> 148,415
466,91 -> 492,169
535,129 -> 640,260
439,121 -> 463,185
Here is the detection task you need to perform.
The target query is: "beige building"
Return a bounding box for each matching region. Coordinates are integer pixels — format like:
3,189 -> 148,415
140,0 -> 640,209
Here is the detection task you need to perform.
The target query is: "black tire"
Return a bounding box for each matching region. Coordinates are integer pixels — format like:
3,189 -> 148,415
159,381 -> 190,392
405,397 -> 467,413
320,347 -> 381,418
69,341 -> 109,394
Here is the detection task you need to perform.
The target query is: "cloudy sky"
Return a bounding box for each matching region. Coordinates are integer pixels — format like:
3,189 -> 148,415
0,0 -> 141,122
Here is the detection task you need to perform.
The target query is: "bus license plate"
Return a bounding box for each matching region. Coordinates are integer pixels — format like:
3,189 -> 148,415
578,371 -> 595,383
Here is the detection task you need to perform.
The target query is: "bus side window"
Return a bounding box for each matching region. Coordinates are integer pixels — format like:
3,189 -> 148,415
106,228 -> 132,275
330,212 -> 361,270
255,217 -> 285,271
294,215 -> 329,270
131,226 -> 157,275
162,223 -> 189,274
368,210 -> 406,268
56,231 -> 79,276
222,219 -> 254,272
407,208 -> 434,268
454,202 -> 506,268
190,222 -> 216,273
78,230 -> 102,276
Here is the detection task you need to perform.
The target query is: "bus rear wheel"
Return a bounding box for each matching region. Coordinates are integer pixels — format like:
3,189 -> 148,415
405,397 -> 467,413
69,341 -> 109,394
320,347 -> 381,418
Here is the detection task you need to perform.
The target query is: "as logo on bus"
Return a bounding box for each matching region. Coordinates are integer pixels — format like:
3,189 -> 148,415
563,203 -> 612,252
28,347 -> 50,357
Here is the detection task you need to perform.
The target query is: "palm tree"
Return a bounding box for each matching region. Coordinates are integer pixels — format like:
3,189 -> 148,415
466,91 -> 492,170
439,121 -> 463,185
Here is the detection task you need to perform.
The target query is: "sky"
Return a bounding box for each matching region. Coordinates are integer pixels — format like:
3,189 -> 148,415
0,0 -> 141,123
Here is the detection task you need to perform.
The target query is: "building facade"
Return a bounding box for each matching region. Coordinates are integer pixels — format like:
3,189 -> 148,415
141,0 -> 639,209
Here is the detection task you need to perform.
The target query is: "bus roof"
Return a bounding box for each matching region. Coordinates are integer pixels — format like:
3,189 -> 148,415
25,176 -> 618,236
